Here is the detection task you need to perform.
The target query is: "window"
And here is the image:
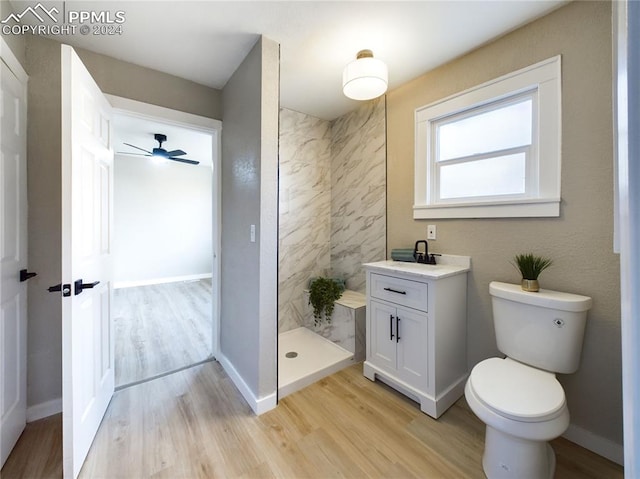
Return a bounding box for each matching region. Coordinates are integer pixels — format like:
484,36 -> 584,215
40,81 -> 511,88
414,56 -> 561,219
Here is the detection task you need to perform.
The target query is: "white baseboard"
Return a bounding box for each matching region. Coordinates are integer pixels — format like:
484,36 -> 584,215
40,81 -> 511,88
217,353 -> 277,416
563,423 -> 624,465
27,397 -> 62,422
255,391 -> 277,415
114,273 -> 212,289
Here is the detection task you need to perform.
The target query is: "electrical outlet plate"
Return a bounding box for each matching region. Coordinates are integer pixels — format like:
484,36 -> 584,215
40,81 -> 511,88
427,224 -> 437,240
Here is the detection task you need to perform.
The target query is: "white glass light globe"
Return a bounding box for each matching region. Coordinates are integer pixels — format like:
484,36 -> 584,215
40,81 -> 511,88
342,54 -> 388,101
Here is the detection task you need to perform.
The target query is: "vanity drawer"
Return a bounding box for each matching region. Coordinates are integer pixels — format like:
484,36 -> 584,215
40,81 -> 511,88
370,273 -> 428,312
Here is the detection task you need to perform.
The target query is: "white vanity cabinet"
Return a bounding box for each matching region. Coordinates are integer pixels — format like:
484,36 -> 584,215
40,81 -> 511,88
363,257 -> 470,418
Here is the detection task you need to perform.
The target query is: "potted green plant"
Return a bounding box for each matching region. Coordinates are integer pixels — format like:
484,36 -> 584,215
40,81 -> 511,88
308,277 -> 345,325
511,253 -> 553,292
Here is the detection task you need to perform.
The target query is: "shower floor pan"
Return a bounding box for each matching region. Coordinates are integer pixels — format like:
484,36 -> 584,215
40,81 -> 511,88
278,327 -> 353,399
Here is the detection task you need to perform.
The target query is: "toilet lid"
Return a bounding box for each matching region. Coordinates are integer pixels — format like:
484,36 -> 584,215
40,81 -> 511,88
469,358 -> 566,422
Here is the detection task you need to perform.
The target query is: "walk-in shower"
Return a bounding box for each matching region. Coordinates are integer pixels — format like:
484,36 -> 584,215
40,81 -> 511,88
277,99 -> 386,398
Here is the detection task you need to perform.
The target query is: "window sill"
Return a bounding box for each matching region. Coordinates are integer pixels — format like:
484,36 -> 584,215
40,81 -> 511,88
413,198 -> 560,219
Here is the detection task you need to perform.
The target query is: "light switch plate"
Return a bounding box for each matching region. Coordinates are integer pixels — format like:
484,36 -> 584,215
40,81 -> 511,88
427,225 -> 437,240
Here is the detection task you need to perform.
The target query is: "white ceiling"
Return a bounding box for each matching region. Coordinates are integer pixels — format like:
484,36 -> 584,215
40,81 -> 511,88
10,0 -> 567,121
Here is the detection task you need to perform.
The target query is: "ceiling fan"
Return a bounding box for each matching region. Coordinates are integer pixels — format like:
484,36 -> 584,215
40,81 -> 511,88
120,133 -> 199,165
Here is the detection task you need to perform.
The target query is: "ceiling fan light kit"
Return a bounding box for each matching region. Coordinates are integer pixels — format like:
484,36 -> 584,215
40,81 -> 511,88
120,133 -> 200,165
342,49 -> 388,101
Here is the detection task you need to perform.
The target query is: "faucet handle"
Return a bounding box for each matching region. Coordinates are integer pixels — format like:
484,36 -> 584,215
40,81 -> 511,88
426,253 -> 441,265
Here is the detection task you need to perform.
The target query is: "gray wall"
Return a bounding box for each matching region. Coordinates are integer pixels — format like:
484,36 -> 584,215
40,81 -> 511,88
24,35 -> 221,408
220,36 -> 279,401
75,48 -> 222,121
24,35 -> 63,409
386,1 -> 621,446
1,0 -> 26,66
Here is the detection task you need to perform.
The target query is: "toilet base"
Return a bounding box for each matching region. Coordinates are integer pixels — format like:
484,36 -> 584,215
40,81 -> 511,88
482,426 -> 555,479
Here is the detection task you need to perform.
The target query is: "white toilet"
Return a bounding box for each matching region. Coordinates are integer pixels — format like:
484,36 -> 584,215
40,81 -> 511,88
465,281 -> 592,479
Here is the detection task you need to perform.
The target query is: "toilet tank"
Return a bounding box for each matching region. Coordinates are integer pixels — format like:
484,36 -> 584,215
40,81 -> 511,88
490,281 -> 592,374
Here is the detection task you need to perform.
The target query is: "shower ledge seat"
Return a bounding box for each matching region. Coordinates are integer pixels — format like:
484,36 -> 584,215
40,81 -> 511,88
303,289 -> 366,362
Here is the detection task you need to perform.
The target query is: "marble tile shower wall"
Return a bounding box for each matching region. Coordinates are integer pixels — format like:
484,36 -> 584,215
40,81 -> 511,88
278,109 -> 332,332
330,98 -> 387,293
278,100 -> 387,332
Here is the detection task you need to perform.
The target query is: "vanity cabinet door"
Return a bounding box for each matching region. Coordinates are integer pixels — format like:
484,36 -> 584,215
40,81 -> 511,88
368,299 -> 397,372
395,305 -> 428,390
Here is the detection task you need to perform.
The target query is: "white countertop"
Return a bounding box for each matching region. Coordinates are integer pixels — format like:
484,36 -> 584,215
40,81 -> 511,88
364,254 -> 471,280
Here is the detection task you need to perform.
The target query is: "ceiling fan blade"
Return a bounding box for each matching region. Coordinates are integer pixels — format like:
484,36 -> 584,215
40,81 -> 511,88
116,151 -> 151,157
123,142 -> 153,154
165,149 -> 187,157
168,156 -> 200,165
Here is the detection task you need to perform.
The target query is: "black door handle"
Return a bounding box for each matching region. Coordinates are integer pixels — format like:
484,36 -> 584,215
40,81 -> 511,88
74,279 -> 100,296
48,283 -> 72,297
19,269 -> 37,282
396,317 -> 401,343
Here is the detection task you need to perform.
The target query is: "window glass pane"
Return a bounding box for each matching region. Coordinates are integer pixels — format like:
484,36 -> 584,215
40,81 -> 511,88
439,153 -> 526,199
438,99 -> 532,161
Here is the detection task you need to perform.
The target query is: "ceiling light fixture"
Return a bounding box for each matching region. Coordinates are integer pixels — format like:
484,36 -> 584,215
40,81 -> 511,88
342,49 -> 388,101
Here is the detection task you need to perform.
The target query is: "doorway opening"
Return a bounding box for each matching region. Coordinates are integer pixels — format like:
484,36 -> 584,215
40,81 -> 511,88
108,97 -> 221,389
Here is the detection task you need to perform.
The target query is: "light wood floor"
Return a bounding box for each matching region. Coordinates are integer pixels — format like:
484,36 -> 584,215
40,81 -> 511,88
114,279 -> 213,387
1,413 -> 62,478
2,362 -> 624,478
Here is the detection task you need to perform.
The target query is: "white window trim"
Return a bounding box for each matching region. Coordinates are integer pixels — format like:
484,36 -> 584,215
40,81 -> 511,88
414,55 -> 561,219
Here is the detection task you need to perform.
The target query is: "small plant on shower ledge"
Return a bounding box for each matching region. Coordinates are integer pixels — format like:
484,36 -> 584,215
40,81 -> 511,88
308,277 -> 345,326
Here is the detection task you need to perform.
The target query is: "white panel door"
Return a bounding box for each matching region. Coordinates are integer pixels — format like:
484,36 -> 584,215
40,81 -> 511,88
0,52 -> 28,468
61,45 -> 114,479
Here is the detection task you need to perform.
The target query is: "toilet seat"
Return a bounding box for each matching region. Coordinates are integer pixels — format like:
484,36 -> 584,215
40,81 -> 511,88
469,357 -> 566,422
